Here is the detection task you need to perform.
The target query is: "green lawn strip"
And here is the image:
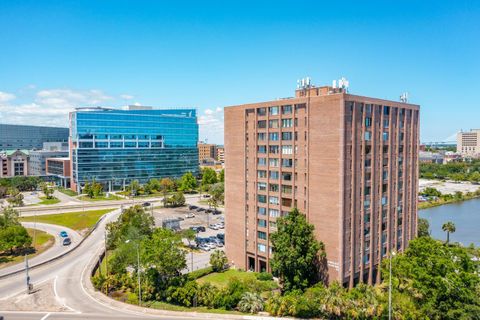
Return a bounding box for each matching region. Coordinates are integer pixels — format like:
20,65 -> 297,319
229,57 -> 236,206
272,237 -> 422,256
57,188 -> 78,197
19,209 -> 114,232
78,194 -> 123,201
196,269 -> 257,288
418,193 -> 480,210
146,301 -> 245,315
37,196 -> 61,205
0,228 -> 54,269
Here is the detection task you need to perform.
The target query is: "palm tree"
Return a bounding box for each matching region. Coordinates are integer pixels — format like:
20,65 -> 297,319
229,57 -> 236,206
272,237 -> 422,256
442,221 -> 456,244
237,292 -> 264,314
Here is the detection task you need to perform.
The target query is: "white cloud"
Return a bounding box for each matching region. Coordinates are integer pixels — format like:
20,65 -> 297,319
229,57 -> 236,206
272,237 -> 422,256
198,107 -> 224,144
204,108 -> 214,115
0,91 -> 16,102
0,88 -> 113,127
120,94 -> 134,100
216,107 -> 222,113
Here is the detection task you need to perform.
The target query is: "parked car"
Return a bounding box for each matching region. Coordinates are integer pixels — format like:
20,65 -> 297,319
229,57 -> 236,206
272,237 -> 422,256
59,231 -> 68,238
201,194 -> 211,199
197,226 -> 206,232
196,207 -> 205,212
209,224 -> 219,230
199,244 -> 210,251
62,237 -> 72,246
142,202 -> 151,207
205,209 -> 213,213
188,205 -> 198,210
212,210 -> 221,215
185,213 -> 195,219
216,233 -> 225,240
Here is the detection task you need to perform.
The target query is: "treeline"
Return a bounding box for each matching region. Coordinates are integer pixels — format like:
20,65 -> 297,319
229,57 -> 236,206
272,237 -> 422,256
420,161 -> 480,182
0,207 -> 32,255
0,176 -> 42,197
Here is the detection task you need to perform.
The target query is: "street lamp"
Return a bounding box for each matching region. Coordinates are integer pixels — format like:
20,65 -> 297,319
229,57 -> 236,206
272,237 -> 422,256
125,239 -> 141,306
388,250 -> 396,320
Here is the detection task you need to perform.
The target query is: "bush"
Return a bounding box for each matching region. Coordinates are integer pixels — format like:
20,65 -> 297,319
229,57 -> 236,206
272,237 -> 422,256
237,292 -> 264,313
209,250 -> 228,272
166,281 -> 198,307
188,266 -> 213,281
197,282 -> 220,308
214,278 -> 248,309
256,272 -> 273,281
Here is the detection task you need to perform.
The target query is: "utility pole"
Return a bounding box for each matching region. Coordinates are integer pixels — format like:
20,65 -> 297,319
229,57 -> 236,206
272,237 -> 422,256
25,255 -> 32,294
105,230 -> 108,295
137,243 -> 141,307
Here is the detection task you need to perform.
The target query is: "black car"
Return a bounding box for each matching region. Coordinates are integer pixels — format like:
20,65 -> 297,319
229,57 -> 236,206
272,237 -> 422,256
142,202 -> 151,207
212,210 -> 221,215
196,207 -> 205,212
189,205 -> 198,210
216,233 -> 225,240
205,209 -> 213,213
197,226 -> 206,232
63,237 -> 72,246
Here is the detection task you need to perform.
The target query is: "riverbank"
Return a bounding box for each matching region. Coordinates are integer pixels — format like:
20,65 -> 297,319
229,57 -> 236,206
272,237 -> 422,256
419,193 -> 480,210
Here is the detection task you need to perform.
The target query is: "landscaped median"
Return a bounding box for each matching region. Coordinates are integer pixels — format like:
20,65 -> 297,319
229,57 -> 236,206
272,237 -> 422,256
19,208 -> 114,235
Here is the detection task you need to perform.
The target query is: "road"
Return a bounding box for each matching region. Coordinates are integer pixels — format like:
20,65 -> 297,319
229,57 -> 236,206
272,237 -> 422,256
0,222 -> 81,278
0,207 -> 227,320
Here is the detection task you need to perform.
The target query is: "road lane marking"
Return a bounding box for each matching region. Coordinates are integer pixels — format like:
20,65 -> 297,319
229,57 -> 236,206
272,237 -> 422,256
0,278 -> 50,300
53,275 -> 80,313
40,312 -> 51,320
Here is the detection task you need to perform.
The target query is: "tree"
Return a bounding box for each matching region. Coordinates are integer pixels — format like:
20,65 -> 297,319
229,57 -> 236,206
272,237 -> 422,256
0,224 -> 32,253
417,218 -> 430,237
270,208 -> 325,292
179,172 -> 197,193
40,182 -> 54,199
0,186 -> 8,198
6,188 -> 24,207
442,221 -> 456,244
106,205 -> 154,249
0,206 -> 20,227
201,168 -> 218,187
141,228 -> 187,278
208,182 -> 224,210
147,178 -> 161,193
469,171 -> 480,184
218,169 -> 224,183
160,178 -> 174,207
128,180 -> 141,196
209,250 -> 228,272
385,237 -> 480,319
421,187 -> 442,198
238,292 -> 264,313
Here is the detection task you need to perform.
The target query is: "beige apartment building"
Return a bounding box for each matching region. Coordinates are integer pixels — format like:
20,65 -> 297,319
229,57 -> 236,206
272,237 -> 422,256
457,129 -> 480,157
198,142 -> 218,164
224,84 -> 419,287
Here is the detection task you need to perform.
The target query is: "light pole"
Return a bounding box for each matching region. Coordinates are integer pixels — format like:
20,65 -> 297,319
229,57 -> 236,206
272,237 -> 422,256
125,240 -> 141,306
388,250 -> 396,320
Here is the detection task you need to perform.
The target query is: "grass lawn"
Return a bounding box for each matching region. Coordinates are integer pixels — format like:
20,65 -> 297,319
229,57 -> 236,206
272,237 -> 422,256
146,301 -> 244,315
19,209 -> 114,232
58,188 -> 78,197
78,194 -> 123,201
0,228 -> 54,269
37,196 -> 61,205
196,269 -> 257,288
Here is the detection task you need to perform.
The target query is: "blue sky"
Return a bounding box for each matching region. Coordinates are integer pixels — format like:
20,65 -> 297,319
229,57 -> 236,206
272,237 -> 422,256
0,1 -> 478,144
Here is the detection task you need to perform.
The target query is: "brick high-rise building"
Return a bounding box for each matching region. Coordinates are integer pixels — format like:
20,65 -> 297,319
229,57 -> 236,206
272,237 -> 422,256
224,83 -> 419,287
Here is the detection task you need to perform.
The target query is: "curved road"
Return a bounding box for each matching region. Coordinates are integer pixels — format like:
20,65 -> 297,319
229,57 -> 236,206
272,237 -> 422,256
0,208 -> 221,320
0,222 -> 82,278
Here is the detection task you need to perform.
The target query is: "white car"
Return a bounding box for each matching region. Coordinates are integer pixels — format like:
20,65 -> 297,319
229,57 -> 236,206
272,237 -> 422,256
209,224 -> 219,230
185,213 -> 195,219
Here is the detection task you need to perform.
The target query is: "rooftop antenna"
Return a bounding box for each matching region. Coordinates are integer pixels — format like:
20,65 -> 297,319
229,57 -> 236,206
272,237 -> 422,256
337,77 -> 349,92
298,77 -> 313,89
400,92 -> 409,103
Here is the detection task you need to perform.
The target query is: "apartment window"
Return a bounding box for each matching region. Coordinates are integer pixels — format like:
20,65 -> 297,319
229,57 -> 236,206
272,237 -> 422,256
269,171 -> 279,179
282,185 -> 292,194
269,183 -> 279,192
365,159 -> 371,168
257,133 -> 266,141
257,195 -> 267,203
110,142 -> 122,148
269,209 -> 280,217
125,141 -> 136,148
282,198 -> 292,207
257,108 -> 266,116
269,158 -> 279,167
257,120 -> 267,129
382,196 -> 388,205
269,119 -> 279,128
282,105 -> 292,115
257,170 -> 267,178
95,142 -> 108,148
281,158 -> 293,168
282,145 -> 293,155
281,132 -> 293,140
383,132 -> 389,141
364,131 -> 372,141
258,207 -> 267,216
365,117 -> 372,127
257,244 -> 266,253
269,106 -> 279,115
258,158 -> 266,166
258,219 -> 267,228
282,172 -> 292,181
257,145 -> 267,154
384,106 -> 390,115
282,119 -> 293,128
257,182 -> 267,191
383,119 -> 389,128
269,196 -> 279,205
269,132 -> 279,141
269,145 -> 279,154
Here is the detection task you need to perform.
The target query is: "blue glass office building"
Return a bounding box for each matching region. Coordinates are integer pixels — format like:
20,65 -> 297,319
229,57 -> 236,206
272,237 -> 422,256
70,106 -> 198,192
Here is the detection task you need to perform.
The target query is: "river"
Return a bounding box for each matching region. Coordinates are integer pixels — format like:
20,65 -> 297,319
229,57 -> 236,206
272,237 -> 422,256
419,198 -> 480,247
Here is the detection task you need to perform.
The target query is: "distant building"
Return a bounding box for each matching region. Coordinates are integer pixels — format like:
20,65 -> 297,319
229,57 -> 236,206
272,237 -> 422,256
225,81 -> 419,287
0,124 -> 68,150
457,129 -> 480,158
28,142 -> 69,176
69,106 -> 198,192
198,142 -> 217,164
46,157 -> 71,188
443,151 -> 462,163
0,149 -> 30,177
419,151 -> 444,164
217,146 -> 225,164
